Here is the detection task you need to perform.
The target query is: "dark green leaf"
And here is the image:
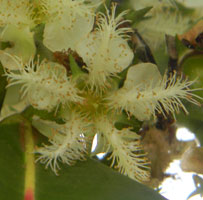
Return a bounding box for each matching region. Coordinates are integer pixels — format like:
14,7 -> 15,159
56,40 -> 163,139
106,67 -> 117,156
176,35 -> 189,56
115,112 -> 142,132
153,44 -> 169,75
128,7 -> 153,27
22,106 -> 65,124
0,122 -> 24,200
0,115 -> 167,200
115,0 -> 152,26
96,0 -> 111,13
33,24 -> 54,62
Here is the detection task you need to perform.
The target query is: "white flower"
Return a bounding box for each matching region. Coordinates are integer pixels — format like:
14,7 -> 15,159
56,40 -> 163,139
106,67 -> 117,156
2,1 -> 201,183
107,63 -> 202,121
5,56 -> 83,111
42,0 -> 99,51
96,116 -> 150,182
0,0 -> 36,69
0,25 -> 36,70
34,113 -> 87,174
76,4 -> 134,89
27,60 -> 202,181
0,0 -> 34,28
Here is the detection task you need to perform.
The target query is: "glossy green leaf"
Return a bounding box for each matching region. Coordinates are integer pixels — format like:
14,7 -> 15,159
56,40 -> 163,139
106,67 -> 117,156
182,54 -> 203,98
176,54 -> 203,144
0,115 -> 167,200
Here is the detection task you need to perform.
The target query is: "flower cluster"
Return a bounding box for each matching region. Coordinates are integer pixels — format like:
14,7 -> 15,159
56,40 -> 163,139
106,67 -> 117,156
0,0 -> 202,182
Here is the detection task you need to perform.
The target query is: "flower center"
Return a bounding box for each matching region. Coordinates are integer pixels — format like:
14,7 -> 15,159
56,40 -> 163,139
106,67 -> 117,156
78,92 -> 106,118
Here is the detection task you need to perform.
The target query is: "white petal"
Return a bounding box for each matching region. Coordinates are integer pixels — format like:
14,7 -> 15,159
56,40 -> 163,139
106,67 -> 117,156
0,25 -> 36,70
43,15 -> 94,51
43,0 -> 95,51
76,4 -> 134,88
76,33 -> 133,88
0,0 -> 34,27
78,33 -> 133,71
124,63 -> 162,90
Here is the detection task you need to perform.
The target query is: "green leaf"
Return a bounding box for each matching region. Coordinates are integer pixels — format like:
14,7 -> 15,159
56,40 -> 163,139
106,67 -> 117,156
0,122 -> 24,200
97,0 -> 152,27
96,0 -> 111,13
69,54 -> 84,78
153,43 -> 169,75
112,66 -> 130,89
22,106 -> 65,124
0,115 -> 167,200
176,35 -> 189,57
176,53 -> 203,143
115,112 -> 142,132
182,54 -> 203,98
128,7 -> 152,27
114,0 -> 152,25
33,24 -> 54,62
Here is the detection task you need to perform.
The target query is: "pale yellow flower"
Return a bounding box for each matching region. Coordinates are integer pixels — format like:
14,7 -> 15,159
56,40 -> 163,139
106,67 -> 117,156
34,112 -> 87,174
95,116 -> 150,182
0,0 -> 36,69
3,3 -> 202,183
42,0 -> 99,51
76,4 -> 134,89
0,25 -> 35,70
5,57 -> 82,111
107,63 -> 201,121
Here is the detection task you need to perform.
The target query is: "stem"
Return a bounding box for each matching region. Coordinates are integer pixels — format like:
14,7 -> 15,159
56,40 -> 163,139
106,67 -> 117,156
20,121 -> 35,200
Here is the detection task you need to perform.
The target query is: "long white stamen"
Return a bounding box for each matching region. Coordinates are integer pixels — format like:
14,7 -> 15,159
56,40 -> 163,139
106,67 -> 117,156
96,116 -> 150,182
108,72 -> 202,121
34,113 -> 88,174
